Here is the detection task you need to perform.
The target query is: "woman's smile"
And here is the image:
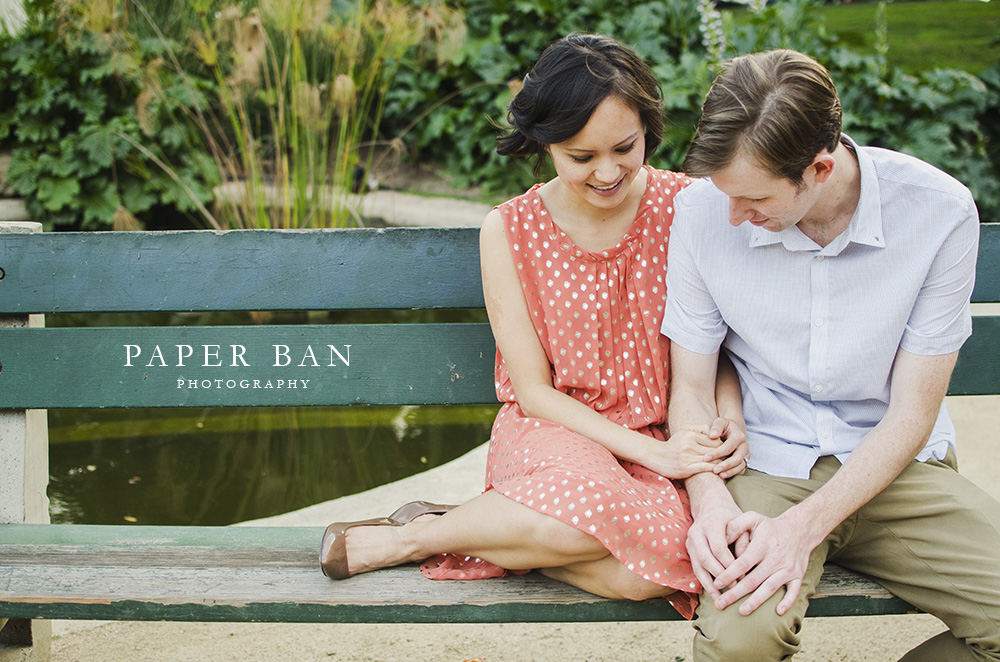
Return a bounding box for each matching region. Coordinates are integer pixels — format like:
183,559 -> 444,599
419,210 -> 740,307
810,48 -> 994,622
589,176 -> 626,196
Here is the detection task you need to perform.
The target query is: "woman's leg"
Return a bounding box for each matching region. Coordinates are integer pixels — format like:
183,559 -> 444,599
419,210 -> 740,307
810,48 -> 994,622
539,556 -> 676,600
343,490 -> 673,599
345,490 -> 604,572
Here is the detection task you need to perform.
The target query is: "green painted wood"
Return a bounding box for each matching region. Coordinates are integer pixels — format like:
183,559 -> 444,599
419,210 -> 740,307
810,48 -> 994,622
0,525 -> 913,623
0,224 -> 991,625
0,323 -> 497,408
0,228 -> 484,314
1,225 -> 995,314
0,523 -> 320,548
950,316 -> 1000,395
1,316 -> 995,409
974,223 -> 1000,303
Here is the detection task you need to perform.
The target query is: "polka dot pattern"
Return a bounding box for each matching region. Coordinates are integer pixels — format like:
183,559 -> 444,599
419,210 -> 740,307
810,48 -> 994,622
421,168 -> 698,619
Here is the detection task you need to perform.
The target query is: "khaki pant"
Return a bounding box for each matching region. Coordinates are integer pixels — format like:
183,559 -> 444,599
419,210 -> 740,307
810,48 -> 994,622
692,451 -> 1000,662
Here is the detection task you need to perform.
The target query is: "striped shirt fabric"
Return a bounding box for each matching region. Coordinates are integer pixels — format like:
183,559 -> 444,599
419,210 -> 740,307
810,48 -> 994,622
661,136 -> 979,479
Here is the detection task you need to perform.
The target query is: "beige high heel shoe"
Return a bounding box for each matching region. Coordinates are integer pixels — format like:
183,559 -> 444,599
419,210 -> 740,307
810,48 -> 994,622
388,500 -> 456,524
319,517 -> 401,579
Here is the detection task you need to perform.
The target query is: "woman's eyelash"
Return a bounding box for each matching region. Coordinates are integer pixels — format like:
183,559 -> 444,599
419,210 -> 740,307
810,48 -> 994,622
569,142 -> 636,163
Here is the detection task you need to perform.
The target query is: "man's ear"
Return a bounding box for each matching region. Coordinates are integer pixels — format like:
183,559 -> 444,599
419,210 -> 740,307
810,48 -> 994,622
810,152 -> 836,184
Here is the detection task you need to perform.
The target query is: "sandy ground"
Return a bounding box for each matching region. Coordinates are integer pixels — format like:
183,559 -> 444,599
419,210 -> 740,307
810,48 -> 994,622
44,394 -> 999,662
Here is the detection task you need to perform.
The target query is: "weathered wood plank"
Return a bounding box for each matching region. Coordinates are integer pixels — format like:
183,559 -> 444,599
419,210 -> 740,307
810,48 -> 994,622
1,316 -> 995,408
0,228 -> 485,314
0,525 -> 914,623
0,324 -> 497,408
0,225 -> 996,314
976,223 -> 1000,303
951,315 -> 1000,395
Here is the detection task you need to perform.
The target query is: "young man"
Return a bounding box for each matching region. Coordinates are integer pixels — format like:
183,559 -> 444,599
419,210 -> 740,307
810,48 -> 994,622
661,49 -> 1000,661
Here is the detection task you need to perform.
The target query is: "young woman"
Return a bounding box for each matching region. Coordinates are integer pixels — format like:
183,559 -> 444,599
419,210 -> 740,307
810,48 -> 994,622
321,34 -> 747,619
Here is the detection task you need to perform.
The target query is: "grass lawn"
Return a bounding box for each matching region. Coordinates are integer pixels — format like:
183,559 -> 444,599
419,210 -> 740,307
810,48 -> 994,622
817,0 -> 999,74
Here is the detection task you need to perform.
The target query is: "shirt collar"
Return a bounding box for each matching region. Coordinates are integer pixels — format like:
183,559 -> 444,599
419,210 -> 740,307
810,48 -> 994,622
840,134 -> 885,250
747,134 -> 886,253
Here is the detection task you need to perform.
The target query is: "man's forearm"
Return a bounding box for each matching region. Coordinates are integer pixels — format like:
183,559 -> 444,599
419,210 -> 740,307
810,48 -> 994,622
667,343 -> 729,500
768,349 -> 960,555
782,408 -> 946,548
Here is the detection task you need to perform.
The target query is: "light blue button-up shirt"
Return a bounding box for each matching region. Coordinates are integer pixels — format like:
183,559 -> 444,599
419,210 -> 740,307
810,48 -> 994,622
661,137 -> 979,479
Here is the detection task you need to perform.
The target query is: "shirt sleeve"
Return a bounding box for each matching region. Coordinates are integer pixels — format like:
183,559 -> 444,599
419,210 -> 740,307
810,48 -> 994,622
900,189 -> 979,355
660,197 -> 730,355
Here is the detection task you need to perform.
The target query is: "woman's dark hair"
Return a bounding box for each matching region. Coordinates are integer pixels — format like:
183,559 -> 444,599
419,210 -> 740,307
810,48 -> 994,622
497,34 -> 664,176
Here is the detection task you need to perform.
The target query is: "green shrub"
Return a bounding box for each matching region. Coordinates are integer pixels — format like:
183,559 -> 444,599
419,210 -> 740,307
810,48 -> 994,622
975,58 -> 1000,219
141,0 -> 437,229
0,0 -> 217,230
381,0 -> 1000,221
3,0 -> 997,226
381,0 -> 713,199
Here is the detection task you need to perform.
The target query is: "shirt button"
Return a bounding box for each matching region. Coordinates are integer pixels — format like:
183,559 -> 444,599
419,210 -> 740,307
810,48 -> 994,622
813,384 -> 824,393
815,318 -> 824,327
816,255 -> 825,261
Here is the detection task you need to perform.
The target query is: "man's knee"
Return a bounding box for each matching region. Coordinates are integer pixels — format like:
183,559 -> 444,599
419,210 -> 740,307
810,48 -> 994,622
693,594 -> 803,662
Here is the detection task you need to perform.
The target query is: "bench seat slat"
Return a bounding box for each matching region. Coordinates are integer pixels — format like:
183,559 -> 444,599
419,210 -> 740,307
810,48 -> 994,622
0,525 -> 914,623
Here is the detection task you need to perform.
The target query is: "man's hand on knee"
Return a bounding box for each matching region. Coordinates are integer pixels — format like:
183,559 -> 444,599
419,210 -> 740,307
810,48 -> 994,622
710,510 -> 816,616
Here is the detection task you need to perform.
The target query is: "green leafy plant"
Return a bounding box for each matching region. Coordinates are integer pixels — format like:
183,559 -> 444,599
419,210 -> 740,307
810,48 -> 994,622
0,0 -> 217,230
378,0 -> 999,222
380,0 -> 713,199
1,0 -> 455,230
128,0 -> 451,229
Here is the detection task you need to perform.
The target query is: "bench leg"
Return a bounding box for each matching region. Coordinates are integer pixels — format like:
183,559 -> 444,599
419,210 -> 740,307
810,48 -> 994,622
0,619 -> 51,662
0,222 -> 51,662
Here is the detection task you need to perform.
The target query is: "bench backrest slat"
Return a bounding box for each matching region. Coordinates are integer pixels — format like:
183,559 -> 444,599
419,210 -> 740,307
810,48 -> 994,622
0,323 -> 497,408
0,225 -> 996,409
976,222 -> 1000,303
2,225 -> 998,314
951,315 -> 1000,395
0,317 -> 996,407
0,228 -> 484,313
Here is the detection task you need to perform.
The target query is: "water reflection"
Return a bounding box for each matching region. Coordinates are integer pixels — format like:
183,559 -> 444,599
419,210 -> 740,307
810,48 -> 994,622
48,405 -> 495,525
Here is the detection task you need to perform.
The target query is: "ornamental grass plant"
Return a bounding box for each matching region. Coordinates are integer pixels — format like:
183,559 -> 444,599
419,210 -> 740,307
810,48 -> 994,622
131,0 -> 457,229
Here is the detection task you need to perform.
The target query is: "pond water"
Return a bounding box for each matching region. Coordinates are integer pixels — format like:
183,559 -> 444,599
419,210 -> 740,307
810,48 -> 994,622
48,405 -> 496,525
46,309 -> 496,526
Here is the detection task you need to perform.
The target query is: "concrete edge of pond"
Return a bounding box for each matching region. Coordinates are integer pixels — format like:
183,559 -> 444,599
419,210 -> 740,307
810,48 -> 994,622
236,441 -> 489,528
47,396 -> 999,659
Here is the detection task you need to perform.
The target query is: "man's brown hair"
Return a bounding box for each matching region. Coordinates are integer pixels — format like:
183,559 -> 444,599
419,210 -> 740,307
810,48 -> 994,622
683,49 -> 842,185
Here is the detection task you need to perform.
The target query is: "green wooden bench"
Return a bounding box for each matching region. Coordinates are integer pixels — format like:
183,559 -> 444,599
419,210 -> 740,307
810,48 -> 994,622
1,221 -> 998,659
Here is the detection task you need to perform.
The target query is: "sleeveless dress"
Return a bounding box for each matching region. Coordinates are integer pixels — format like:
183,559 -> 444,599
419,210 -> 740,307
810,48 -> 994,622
421,167 -> 699,619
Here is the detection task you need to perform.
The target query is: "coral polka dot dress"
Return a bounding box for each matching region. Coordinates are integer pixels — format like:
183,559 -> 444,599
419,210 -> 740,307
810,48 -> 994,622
422,167 -> 699,619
